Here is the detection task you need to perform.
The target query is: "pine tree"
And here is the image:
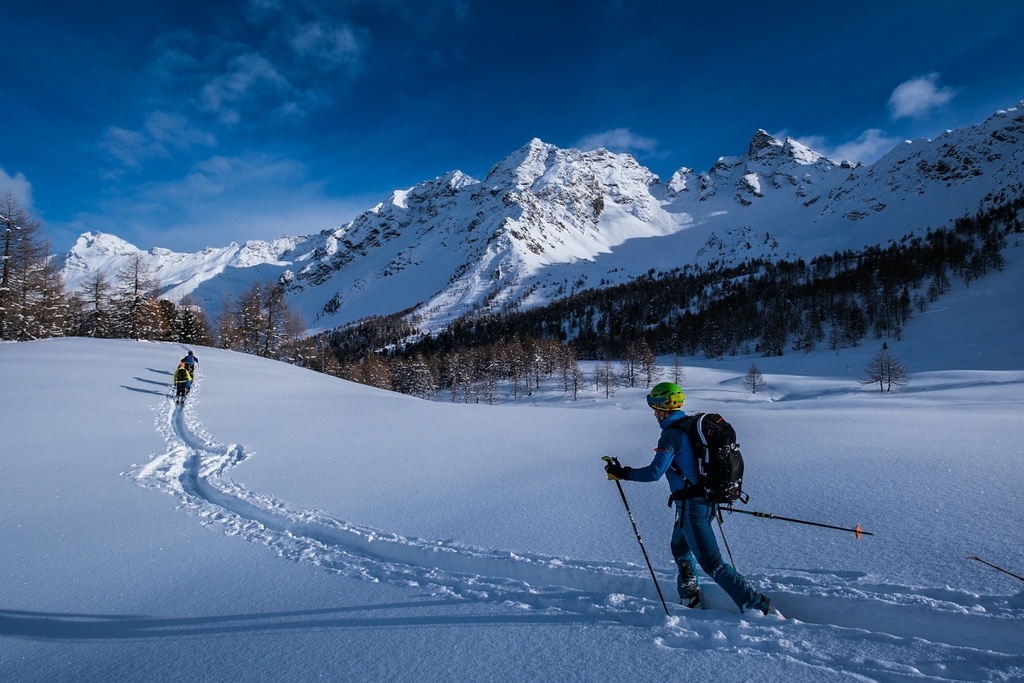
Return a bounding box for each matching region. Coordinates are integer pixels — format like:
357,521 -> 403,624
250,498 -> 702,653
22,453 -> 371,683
215,293 -> 241,350
0,191 -> 52,340
30,254 -> 70,338
262,284 -> 289,358
172,295 -> 214,346
237,283 -> 265,355
113,253 -> 160,340
359,351 -> 393,391
77,271 -> 115,338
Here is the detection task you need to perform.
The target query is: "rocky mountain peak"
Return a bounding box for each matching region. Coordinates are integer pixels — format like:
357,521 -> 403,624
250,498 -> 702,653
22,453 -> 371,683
748,129 -> 782,158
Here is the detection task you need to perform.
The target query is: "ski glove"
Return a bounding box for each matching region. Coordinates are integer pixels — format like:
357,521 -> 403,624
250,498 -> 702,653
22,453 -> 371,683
604,461 -> 631,481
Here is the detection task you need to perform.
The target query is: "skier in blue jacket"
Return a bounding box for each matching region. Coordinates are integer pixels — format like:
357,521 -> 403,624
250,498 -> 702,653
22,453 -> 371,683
180,350 -> 198,374
604,382 -> 779,616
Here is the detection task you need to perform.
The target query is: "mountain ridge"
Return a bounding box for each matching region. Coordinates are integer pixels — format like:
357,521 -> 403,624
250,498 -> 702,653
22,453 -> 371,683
59,100 -> 1024,334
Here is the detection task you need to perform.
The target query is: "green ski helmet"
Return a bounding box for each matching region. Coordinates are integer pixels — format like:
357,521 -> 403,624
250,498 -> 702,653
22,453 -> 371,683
646,382 -> 685,411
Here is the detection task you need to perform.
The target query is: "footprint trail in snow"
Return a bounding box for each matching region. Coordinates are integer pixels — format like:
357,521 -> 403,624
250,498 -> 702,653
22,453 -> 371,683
126,382 -> 1024,681
128,384 -> 662,619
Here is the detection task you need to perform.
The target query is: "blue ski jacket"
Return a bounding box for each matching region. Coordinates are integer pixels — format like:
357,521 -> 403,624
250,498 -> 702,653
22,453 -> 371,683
626,410 -> 700,494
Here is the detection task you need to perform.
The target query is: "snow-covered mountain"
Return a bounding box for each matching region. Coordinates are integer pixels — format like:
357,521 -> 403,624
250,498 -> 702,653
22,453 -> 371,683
59,100 -> 1024,333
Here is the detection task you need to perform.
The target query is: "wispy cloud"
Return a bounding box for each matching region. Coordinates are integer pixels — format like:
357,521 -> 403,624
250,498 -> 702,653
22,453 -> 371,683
201,52 -> 294,124
288,20 -> 366,69
101,127 -> 169,169
788,127 -> 902,165
146,112 -> 218,149
888,74 -> 957,119
75,150 -> 365,249
146,7 -> 371,130
84,3 -> 386,247
172,152 -> 308,199
101,113 -> 216,169
832,129 -> 902,164
575,128 -> 658,156
0,167 -> 34,209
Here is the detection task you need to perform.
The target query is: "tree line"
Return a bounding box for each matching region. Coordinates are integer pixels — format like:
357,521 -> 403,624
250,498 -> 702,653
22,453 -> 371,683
307,322 -> 674,403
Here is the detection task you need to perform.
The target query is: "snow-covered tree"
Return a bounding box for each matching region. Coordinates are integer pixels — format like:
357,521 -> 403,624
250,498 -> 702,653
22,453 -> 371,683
76,272 -> 115,338
113,253 -> 161,340
171,295 -> 214,346
0,191 -> 53,340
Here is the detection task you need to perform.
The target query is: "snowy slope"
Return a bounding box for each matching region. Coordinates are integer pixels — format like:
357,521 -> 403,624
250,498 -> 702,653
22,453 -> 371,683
58,100 -> 1024,334
2,240 -> 1023,681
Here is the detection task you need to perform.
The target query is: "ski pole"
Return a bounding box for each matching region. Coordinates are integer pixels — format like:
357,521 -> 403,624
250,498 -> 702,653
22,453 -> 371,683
720,506 -> 873,539
716,513 -> 738,569
968,556 -> 1024,581
602,457 -> 670,617
714,505 -> 738,570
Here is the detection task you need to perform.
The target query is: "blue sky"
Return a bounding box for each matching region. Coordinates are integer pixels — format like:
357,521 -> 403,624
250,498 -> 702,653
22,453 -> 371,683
4,0 -> 1022,254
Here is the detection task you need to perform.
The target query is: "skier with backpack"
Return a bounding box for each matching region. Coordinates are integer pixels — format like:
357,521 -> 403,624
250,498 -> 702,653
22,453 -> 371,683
173,362 -> 192,404
180,350 -> 198,375
603,382 -> 780,616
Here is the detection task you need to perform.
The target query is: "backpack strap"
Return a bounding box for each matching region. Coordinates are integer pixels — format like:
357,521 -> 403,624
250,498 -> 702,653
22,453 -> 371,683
691,413 -> 712,481
664,415 -> 706,507
667,485 -> 704,506
663,413 -> 703,479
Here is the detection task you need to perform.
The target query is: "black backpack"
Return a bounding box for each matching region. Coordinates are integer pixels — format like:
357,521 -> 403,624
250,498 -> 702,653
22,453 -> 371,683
666,412 -> 748,505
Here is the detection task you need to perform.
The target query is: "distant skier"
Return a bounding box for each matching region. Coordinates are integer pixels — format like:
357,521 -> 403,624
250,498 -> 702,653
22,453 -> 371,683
180,350 -> 198,375
173,362 -> 193,403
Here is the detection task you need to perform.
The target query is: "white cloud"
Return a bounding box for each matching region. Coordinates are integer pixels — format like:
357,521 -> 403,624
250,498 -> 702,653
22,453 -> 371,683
101,112 -> 216,170
575,128 -> 658,155
786,132 -> 825,151
0,167 -> 35,209
790,128 -> 902,166
172,152 -> 308,199
831,128 -> 903,164
77,150 -> 365,250
148,6 -> 372,131
289,21 -> 365,69
101,127 -> 168,169
888,74 -> 957,119
146,112 -> 217,150
201,52 -> 293,124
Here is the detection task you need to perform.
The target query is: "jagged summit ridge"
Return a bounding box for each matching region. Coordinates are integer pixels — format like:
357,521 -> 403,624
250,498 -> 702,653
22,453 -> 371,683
276,139 -> 678,329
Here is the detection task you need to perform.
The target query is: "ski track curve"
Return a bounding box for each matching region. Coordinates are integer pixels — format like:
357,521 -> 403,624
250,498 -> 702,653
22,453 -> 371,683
125,378 -> 1024,681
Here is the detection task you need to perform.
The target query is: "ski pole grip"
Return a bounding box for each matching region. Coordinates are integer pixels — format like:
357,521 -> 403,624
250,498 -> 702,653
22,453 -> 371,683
602,456 -> 620,480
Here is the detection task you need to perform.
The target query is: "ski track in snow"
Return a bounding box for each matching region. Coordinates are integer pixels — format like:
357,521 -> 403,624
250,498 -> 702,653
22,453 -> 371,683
126,379 -> 1024,681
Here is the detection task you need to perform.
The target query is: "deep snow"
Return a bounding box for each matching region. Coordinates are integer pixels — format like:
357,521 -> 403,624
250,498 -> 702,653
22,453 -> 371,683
2,251 -> 1023,682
